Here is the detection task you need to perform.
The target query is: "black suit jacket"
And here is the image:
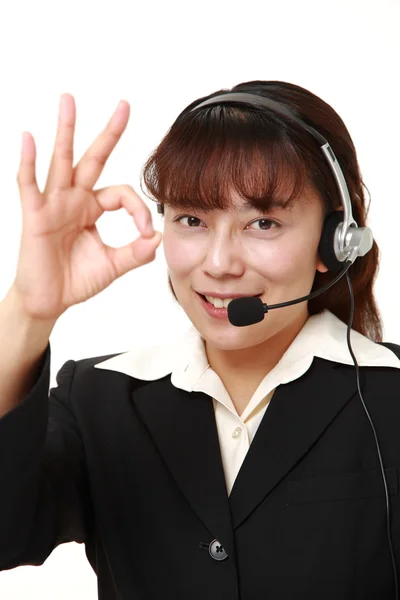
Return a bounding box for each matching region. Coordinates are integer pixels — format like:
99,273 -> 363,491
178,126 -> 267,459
1,340 -> 400,599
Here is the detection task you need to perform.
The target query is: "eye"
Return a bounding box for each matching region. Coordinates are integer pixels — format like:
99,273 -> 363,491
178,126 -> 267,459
173,215 -> 205,227
172,215 -> 280,231
247,218 -> 280,231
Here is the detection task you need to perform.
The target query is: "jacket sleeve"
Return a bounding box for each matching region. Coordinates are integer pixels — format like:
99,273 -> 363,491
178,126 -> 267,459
0,343 -> 93,570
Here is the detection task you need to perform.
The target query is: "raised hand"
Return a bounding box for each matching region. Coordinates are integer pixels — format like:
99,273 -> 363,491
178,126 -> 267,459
11,94 -> 162,321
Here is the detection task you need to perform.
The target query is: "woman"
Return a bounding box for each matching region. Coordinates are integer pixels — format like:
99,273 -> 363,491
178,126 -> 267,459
1,80 -> 400,599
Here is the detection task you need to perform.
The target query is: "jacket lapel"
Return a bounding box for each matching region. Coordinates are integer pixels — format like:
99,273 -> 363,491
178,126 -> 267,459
228,358 -> 358,528
131,358 -> 358,551
132,377 -> 235,560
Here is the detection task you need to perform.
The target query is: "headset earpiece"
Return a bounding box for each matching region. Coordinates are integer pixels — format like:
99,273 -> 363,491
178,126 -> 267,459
318,210 -> 373,272
318,211 -> 345,272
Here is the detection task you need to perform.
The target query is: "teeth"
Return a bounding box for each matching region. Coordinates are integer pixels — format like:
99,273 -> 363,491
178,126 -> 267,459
205,295 -> 235,309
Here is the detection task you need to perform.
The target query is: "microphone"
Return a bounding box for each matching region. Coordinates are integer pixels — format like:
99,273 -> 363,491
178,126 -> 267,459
227,260 -> 353,327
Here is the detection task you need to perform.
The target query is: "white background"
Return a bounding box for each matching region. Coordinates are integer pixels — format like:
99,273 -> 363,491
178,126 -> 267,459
0,0 -> 399,597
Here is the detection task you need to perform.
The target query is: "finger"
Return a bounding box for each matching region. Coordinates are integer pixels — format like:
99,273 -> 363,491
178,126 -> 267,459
17,132 -> 42,211
104,231 -> 162,278
94,185 -> 155,238
43,94 -> 76,194
73,100 -> 130,191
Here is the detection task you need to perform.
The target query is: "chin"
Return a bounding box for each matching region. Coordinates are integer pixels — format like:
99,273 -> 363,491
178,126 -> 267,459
184,298 -> 309,352
205,334 -> 265,352
188,313 -> 274,351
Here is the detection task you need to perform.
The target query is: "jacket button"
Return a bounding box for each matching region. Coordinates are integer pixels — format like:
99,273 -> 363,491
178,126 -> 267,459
209,539 -> 228,561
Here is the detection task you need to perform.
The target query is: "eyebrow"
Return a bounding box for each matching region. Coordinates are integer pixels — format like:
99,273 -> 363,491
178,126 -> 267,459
166,199 -> 289,214
235,200 -> 288,212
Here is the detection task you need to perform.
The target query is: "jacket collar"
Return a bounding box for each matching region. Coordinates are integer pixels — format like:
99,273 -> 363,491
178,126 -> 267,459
94,309 -> 400,387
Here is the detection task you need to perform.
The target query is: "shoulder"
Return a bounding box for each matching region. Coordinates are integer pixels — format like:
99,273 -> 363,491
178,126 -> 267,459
67,335 -> 183,385
377,341 -> 400,360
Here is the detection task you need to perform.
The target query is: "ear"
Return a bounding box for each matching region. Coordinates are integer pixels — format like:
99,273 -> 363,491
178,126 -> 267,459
316,257 -> 329,273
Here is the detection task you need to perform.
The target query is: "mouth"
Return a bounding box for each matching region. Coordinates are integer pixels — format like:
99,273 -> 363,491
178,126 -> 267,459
195,291 -> 263,321
196,292 -> 262,301
196,292 -> 262,315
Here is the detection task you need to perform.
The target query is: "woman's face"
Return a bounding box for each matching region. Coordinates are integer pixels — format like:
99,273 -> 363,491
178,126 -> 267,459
162,189 -> 329,351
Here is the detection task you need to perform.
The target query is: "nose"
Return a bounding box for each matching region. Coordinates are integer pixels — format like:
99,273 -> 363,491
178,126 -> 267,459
201,233 -> 245,279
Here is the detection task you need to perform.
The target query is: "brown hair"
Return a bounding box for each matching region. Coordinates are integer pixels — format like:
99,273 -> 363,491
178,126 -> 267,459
140,80 -> 382,341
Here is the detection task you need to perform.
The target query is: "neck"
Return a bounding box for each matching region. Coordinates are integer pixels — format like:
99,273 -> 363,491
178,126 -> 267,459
204,310 -> 309,415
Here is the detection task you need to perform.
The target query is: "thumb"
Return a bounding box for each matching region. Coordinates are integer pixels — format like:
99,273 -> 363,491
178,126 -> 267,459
107,231 -> 163,277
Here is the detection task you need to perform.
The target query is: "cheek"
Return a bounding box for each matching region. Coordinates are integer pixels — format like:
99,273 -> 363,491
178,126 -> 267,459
257,253 -> 298,283
251,234 -> 318,282
163,230 -> 200,276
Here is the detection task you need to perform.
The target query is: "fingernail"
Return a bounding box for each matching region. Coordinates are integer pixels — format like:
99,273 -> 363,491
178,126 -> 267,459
21,132 -> 28,156
60,94 -> 68,114
115,100 -> 126,112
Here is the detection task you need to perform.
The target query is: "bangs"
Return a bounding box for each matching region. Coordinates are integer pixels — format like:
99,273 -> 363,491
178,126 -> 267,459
141,105 -> 312,213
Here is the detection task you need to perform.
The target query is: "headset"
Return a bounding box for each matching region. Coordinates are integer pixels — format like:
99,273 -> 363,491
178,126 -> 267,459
157,91 -> 398,598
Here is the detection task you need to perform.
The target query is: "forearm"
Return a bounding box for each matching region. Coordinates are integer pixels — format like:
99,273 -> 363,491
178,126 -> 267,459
0,286 -> 56,419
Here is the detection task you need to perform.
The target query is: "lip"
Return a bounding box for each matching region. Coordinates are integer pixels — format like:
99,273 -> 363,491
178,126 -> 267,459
197,292 -> 230,320
197,291 -> 262,299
